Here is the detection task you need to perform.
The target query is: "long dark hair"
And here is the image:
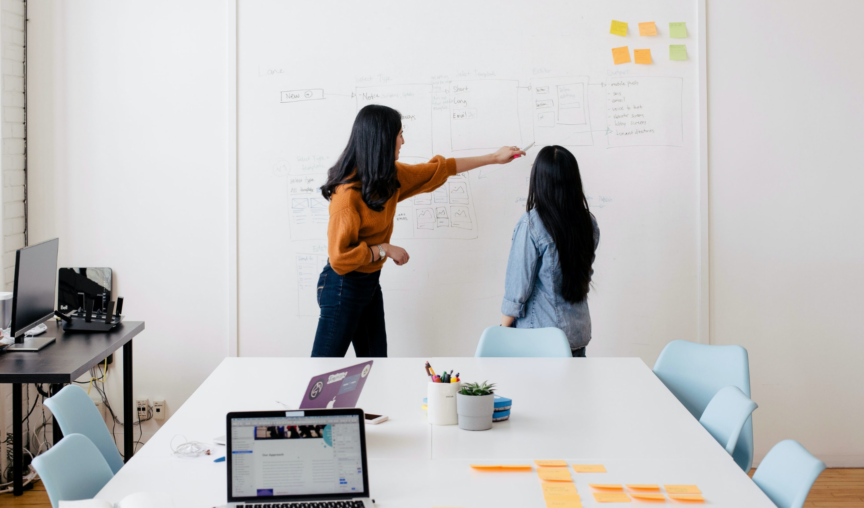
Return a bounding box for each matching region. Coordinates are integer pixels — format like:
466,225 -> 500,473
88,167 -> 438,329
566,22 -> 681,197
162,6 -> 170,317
526,145 -> 595,303
320,105 -> 402,211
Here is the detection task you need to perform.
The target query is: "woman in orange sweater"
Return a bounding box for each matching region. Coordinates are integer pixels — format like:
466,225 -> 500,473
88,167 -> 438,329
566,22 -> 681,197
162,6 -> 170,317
312,105 -> 524,357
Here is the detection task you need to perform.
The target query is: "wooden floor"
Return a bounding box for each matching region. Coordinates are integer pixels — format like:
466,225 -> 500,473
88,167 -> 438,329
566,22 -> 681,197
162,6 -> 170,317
3,469 -> 863,506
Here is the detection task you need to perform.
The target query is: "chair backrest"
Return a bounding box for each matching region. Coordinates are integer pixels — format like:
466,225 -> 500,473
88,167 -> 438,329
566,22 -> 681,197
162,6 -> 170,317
44,384 -> 124,473
474,326 -> 571,358
698,386 -> 758,455
752,440 -> 826,508
653,340 -> 753,471
32,433 -> 115,508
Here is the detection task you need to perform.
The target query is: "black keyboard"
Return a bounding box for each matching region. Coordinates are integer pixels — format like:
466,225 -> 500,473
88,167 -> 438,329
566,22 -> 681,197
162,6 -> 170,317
247,502 -> 365,508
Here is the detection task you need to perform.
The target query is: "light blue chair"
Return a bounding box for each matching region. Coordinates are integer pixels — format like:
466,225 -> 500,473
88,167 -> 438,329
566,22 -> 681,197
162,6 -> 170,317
474,326 -> 571,357
653,340 -> 754,471
752,440 -> 825,508
44,384 -> 124,473
699,386 -> 758,455
32,433 -> 115,508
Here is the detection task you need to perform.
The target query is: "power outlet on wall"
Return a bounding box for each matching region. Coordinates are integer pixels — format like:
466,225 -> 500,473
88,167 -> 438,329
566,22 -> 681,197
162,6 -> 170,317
136,398 -> 149,421
153,400 -> 166,420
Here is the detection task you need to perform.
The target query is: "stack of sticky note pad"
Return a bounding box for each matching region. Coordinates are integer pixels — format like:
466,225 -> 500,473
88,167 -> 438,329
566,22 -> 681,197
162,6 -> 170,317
589,483 -> 704,503
493,394 -> 512,422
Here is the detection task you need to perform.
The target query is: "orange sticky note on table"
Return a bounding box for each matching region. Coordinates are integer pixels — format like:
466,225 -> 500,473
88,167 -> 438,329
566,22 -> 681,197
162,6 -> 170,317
626,484 -> 660,491
668,494 -> 705,503
542,482 -> 579,497
536,460 -> 568,467
638,22 -> 657,36
665,485 -> 701,494
501,464 -> 532,470
545,498 -> 583,508
634,49 -> 652,64
573,464 -> 606,473
630,493 -> 665,501
470,464 -> 502,470
594,492 -> 631,503
610,20 -> 628,36
538,467 -> 574,482
590,484 -> 624,490
612,46 -> 631,65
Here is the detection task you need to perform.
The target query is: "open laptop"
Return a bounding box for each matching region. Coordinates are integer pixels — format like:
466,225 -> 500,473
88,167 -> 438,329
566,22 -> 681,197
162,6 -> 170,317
226,408 -> 371,507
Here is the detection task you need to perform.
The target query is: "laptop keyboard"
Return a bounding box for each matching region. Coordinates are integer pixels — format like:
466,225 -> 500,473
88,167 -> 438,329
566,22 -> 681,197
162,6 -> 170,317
246,502 -> 365,508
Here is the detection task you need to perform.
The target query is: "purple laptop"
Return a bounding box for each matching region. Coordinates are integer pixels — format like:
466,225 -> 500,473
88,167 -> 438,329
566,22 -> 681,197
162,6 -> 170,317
299,361 -> 374,409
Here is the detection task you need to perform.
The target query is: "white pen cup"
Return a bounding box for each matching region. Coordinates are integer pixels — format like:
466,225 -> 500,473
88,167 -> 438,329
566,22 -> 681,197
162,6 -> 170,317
427,381 -> 460,426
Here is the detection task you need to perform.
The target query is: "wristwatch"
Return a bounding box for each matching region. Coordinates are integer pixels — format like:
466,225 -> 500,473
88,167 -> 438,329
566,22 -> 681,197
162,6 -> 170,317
377,245 -> 387,260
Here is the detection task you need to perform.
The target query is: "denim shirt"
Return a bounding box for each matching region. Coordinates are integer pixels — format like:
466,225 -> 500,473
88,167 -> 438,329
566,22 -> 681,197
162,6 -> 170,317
501,210 -> 600,350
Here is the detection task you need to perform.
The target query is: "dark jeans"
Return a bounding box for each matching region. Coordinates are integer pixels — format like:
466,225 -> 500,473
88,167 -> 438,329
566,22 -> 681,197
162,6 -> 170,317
571,347 -> 586,357
311,263 -> 387,358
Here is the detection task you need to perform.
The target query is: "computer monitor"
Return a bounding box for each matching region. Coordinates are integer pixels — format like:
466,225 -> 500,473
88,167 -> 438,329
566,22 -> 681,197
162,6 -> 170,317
7,238 -> 59,351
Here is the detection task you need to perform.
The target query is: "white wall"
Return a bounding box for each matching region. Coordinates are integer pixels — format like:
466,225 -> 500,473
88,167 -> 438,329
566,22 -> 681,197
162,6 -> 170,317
26,0 -> 233,444
708,0 -> 864,466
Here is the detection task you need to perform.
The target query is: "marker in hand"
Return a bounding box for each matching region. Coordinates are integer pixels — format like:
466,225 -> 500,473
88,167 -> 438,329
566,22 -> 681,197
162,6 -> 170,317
512,142 -> 535,158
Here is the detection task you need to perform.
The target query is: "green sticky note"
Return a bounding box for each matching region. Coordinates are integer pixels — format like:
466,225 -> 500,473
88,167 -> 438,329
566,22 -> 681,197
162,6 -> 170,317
669,22 -> 687,38
670,45 -> 687,61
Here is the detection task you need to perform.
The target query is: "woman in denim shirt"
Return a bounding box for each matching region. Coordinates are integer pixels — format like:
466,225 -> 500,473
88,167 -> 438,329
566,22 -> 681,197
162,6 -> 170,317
501,146 -> 599,357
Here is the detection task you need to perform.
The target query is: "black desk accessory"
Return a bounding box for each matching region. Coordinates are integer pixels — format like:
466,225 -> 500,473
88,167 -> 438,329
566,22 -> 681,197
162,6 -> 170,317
6,239 -> 59,352
57,267 -> 112,315
54,296 -> 125,332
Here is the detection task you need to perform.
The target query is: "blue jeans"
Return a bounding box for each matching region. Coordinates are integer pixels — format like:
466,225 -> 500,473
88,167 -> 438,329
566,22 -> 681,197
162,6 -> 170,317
311,263 -> 387,357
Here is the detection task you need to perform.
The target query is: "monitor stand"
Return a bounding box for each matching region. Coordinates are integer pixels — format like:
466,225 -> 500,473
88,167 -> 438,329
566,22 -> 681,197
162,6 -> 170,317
6,336 -> 56,352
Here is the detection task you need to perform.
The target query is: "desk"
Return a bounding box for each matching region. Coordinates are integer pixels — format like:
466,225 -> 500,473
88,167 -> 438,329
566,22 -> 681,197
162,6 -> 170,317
97,358 -> 774,507
0,319 -> 144,495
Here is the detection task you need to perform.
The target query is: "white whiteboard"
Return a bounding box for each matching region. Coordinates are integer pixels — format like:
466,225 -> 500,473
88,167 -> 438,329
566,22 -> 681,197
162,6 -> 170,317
237,0 -> 704,360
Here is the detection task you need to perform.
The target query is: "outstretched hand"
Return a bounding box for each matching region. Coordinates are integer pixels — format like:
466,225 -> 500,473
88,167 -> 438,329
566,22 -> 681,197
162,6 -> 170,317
493,146 -> 526,164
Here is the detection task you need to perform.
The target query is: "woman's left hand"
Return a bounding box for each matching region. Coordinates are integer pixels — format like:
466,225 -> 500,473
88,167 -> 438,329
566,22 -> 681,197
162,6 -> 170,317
501,315 -> 516,327
492,146 -> 525,164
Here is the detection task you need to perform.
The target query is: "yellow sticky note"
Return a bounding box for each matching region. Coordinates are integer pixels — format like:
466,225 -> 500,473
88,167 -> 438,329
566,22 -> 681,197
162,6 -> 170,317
470,464 -> 501,469
669,22 -> 687,38
538,467 -> 574,482
542,482 -> 579,497
610,20 -> 628,36
590,484 -> 624,490
573,464 -> 606,473
669,45 -> 687,61
536,460 -> 568,467
638,22 -> 657,36
594,492 -> 631,503
626,484 -> 660,491
545,497 -> 583,508
664,485 -> 701,494
500,464 -> 533,470
612,46 -> 631,65
634,49 -> 652,64
630,493 -> 665,501
668,494 -> 705,503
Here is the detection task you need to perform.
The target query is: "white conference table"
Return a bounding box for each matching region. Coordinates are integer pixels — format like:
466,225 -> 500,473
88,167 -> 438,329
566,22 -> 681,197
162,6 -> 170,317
97,358 -> 774,507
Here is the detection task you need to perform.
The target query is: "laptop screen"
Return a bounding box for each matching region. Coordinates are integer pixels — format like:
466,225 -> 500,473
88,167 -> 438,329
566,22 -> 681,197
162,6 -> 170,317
229,413 -> 367,500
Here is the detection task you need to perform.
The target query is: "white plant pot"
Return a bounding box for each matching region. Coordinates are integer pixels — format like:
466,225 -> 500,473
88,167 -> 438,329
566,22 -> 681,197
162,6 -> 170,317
456,393 -> 494,431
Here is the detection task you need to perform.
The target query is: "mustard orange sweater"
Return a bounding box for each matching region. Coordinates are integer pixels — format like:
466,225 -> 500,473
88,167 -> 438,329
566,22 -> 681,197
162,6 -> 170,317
327,156 -> 457,275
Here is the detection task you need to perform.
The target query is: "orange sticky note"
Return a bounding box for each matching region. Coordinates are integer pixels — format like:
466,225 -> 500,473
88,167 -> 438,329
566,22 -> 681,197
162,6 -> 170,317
612,46 -> 631,65
545,498 -> 583,508
538,467 -> 574,482
590,484 -> 624,490
501,464 -> 533,470
626,484 -> 660,491
664,485 -> 701,494
536,460 -> 568,467
470,464 -> 502,469
668,494 -> 704,503
594,492 -> 631,503
638,22 -> 657,36
634,49 -> 652,64
610,20 -> 628,36
630,493 -> 665,501
542,482 -> 579,497
573,464 -> 606,473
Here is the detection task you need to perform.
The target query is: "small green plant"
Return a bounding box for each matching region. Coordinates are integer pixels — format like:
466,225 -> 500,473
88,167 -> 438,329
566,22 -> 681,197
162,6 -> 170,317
460,381 -> 496,396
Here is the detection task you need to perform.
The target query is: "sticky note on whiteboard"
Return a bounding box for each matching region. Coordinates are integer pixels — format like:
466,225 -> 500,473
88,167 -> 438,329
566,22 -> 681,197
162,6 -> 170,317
634,49 -> 652,64
612,46 -> 631,65
610,20 -> 628,36
670,22 -> 688,38
670,45 -> 688,61
638,22 -> 657,36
